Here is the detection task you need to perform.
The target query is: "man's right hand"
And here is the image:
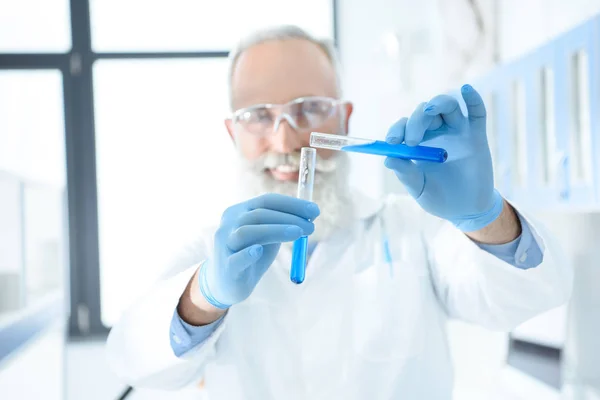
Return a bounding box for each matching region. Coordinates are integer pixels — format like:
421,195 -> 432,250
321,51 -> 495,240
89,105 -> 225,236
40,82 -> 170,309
198,193 -> 320,310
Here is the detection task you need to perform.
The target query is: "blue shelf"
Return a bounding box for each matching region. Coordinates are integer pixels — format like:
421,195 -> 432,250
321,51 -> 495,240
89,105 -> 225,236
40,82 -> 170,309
471,15 -> 600,211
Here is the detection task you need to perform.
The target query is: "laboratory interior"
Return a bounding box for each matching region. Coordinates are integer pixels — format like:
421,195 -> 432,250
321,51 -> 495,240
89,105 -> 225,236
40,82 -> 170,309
3,0 -> 600,399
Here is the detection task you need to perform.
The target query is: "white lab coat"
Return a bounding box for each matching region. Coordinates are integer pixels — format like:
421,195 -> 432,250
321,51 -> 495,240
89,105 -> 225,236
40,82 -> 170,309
106,192 -> 572,400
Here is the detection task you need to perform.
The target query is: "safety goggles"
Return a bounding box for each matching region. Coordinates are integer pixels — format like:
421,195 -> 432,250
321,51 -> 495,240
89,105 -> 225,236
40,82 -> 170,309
230,96 -> 345,137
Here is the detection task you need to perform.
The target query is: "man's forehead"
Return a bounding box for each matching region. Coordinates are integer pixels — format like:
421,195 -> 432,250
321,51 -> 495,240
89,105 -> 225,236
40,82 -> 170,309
231,38 -> 337,108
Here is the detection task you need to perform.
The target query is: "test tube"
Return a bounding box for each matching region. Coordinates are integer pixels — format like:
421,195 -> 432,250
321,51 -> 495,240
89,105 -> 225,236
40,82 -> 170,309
310,132 -> 448,163
290,147 -> 316,284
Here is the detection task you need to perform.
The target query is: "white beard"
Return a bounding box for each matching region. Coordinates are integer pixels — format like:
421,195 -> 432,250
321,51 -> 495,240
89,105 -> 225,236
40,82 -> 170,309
234,150 -> 355,244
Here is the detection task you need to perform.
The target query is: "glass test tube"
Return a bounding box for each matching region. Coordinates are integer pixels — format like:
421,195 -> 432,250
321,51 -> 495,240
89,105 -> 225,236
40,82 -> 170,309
310,132 -> 448,163
290,147 -> 316,284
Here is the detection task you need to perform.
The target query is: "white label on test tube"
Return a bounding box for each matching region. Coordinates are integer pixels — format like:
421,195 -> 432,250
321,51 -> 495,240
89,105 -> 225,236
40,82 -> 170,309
310,132 -> 372,151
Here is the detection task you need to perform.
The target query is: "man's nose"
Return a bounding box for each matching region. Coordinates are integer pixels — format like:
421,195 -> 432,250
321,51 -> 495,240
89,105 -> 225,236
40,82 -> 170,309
270,115 -> 302,154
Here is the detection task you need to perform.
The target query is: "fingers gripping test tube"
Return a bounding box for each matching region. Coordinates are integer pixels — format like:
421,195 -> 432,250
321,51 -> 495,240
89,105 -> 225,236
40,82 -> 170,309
290,147 -> 316,284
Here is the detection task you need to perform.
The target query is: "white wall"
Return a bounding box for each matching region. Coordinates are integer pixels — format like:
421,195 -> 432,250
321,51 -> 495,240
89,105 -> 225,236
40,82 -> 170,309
535,213 -> 600,390
498,0 -> 600,63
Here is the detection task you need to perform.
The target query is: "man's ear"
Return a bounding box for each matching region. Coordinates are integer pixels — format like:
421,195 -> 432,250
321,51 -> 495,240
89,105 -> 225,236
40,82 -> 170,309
343,102 -> 354,133
224,119 -> 236,142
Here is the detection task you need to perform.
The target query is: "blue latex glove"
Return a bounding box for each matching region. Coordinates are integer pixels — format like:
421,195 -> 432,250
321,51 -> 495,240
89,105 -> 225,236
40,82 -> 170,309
384,84 -> 503,232
199,193 -> 320,309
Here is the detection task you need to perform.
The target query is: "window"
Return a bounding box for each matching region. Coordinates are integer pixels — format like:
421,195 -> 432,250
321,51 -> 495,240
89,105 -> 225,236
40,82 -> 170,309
570,50 -> 592,184
0,71 -> 66,187
0,174 -> 23,317
90,0 -> 334,52
539,67 -> 556,185
511,80 -> 527,187
0,0 -> 71,53
23,184 -> 66,304
1,0 -> 337,336
93,59 -> 238,326
0,70 -> 66,320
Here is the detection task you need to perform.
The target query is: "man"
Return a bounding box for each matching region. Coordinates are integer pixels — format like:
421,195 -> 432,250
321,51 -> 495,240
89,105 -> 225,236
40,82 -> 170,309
106,25 -> 572,399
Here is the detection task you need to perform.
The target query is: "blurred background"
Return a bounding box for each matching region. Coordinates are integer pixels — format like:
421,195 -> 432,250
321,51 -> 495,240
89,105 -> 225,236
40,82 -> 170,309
2,0 -> 600,399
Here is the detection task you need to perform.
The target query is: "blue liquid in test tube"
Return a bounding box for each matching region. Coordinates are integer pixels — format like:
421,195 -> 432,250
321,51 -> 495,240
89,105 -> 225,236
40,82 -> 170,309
290,147 -> 316,284
290,236 -> 308,284
310,132 -> 448,163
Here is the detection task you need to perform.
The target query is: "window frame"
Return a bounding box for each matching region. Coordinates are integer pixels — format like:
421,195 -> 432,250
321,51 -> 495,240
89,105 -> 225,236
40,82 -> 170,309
0,0 -> 340,338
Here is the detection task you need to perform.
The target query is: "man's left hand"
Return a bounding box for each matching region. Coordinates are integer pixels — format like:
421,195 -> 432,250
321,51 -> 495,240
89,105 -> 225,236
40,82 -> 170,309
384,84 -> 504,232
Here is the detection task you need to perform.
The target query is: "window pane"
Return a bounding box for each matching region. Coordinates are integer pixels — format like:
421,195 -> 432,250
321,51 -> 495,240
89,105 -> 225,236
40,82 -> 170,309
23,184 -> 66,304
0,174 -> 23,316
90,0 -> 334,52
0,71 -> 66,188
94,59 -> 238,326
0,70 -> 67,320
0,0 -> 71,53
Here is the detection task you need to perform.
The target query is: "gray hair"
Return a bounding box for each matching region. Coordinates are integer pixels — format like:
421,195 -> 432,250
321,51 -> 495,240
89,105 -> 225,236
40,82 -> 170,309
226,25 -> 343,110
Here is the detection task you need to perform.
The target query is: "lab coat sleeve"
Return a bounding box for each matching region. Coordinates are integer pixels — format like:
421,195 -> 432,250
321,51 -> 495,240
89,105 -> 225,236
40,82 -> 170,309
170,308 -> 225,357
474,212 -> 542,270
422,201 -> 573,331
105,231 -> 227,390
